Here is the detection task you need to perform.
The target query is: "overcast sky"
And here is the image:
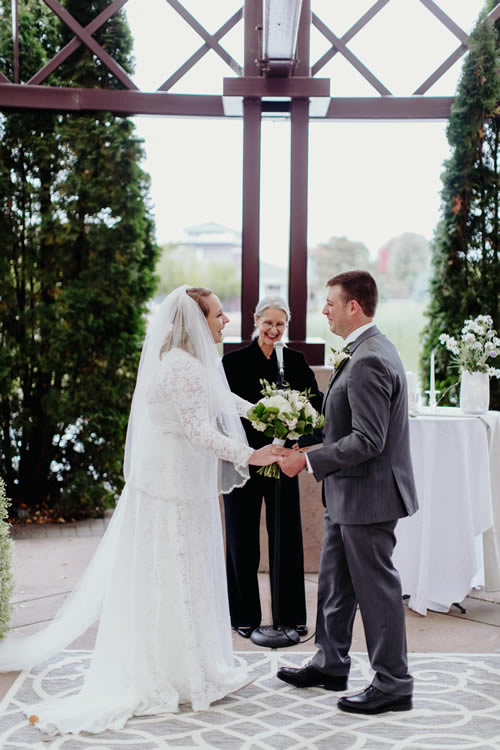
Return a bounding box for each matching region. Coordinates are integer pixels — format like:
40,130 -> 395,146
125,0 -> 486,267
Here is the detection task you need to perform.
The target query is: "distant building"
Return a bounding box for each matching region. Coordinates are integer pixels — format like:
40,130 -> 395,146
177,222 -> 288,300
177,222 -> 241,268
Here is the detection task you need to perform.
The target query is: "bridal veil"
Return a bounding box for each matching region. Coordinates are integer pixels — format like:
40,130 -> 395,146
0,284 -> 249,673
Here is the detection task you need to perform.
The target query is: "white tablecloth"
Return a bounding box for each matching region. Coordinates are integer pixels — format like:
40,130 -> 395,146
478,411 -> 500,591
393,408 -> 498,615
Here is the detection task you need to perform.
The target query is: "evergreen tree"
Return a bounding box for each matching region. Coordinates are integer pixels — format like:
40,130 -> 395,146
0,1 -> 158,519
420,1 -> 499,408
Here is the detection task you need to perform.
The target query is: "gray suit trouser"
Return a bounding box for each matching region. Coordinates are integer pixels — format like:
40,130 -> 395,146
311,510 -> 413,696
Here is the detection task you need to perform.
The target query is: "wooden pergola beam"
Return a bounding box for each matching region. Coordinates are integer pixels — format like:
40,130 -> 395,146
0,86 -> 226,116
0,85 -> 458,120
324,96 -> 455,119
223,77 -> 330,98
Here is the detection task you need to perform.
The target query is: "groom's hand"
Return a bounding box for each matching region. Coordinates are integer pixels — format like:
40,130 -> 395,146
279,450 -> 307,477
248,444 -> 289,466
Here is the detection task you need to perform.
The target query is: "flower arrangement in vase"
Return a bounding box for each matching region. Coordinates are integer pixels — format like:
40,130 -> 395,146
439,315 -> 500,414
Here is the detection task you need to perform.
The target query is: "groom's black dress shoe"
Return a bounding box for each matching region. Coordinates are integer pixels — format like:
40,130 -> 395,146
277,664 -> 347,691
235,626 -> 254,639
337,686 -> 413,714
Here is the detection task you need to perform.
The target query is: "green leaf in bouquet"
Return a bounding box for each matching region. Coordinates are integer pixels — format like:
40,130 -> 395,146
264,426 -> 275,437
264,406 -> 280,415
304,423 -> 314,434
275,422 -> 288,440
295,420 -> 305,433
255,402 -> 265,417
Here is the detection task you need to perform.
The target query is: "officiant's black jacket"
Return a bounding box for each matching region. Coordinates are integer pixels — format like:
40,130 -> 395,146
222,338 -> 322,449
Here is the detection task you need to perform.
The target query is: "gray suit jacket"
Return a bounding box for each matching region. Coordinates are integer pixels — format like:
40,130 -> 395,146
308,326 -> 418,525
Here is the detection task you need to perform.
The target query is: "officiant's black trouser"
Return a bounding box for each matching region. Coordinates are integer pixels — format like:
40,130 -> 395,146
223,467 -> 307,629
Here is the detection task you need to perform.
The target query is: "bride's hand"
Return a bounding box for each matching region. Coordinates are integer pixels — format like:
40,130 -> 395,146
248,444 -> 290,466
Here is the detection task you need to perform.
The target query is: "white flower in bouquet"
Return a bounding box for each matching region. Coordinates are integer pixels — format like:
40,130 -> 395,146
439,315 -> 500,379
262,394 -> 291,412
248,379 -> 325,478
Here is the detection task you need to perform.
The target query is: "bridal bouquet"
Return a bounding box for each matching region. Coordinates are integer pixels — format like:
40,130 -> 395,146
439,315 -> 500,378
248,379 -> 325,478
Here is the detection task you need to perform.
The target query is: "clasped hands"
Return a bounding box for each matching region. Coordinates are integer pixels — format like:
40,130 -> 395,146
276,445 -> 307,477
248,443 -> 306,477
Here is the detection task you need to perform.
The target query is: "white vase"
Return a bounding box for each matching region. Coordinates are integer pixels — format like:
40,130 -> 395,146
459,371 -> 490,414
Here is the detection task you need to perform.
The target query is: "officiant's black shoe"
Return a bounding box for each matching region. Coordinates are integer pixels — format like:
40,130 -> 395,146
235,626 -> 254,639
337,686 -> 412,715
277,664 -> 347,691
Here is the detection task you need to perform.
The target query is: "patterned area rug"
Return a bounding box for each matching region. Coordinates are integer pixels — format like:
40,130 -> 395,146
1,651 -> 500,749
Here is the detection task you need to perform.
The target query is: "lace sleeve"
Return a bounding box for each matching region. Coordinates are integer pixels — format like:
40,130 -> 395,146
162,353 -> 254,467
232,392 -> 253,418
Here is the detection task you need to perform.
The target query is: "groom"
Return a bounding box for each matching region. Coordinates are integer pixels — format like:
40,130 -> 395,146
277,270 -> 418,714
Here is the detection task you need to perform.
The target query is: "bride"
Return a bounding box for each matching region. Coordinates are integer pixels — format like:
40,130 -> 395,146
0,285 -> 282,735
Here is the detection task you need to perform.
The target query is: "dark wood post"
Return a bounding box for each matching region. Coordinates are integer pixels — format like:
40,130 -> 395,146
240,0 -> 262,342
288,96 -> 309,344
287,0 -> 323,363
241,98 -> 262,340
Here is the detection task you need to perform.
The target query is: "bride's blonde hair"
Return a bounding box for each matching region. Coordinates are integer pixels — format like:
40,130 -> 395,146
160,286 -> 213,357
186,286 -> 212,314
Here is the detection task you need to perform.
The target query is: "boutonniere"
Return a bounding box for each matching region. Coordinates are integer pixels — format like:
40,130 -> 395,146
327,345 -> 352,371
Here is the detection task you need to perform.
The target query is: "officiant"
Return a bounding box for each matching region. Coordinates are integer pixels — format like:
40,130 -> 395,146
222,296 -> 322,639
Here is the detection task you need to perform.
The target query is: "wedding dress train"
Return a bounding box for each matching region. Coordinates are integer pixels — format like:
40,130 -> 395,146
0,347 -> 254,735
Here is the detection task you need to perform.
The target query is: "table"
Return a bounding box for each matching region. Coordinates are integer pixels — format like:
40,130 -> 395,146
392,408 -> 500,615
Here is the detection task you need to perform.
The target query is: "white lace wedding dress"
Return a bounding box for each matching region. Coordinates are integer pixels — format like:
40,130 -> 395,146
2,348 -> 254,735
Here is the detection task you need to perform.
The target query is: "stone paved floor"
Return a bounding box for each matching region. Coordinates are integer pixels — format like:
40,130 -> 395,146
2,516 -> 500,702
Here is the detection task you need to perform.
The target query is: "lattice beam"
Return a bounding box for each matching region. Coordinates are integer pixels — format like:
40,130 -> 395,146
159,8 -> 243,92
43,0 -> 138,90
28,0 -> 129,86
165,0 -> 242,77
311,0 -> 390,77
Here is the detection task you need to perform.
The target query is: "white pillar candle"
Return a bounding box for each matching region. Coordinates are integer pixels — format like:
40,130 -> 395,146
428,350 -> 438,409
